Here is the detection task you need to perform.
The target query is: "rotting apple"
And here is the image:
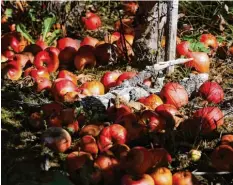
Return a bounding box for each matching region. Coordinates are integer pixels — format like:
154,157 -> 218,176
200,34 -> 218,50
150,167 -> 172,185
97,124 -> 127,152
8,54 -> 30,68
35,77 -> 52,93
220,134 -> 233,147
4,60 -> 22,81
185,52 -> 210,73
82,12 -> 102,30
101,71 -> 121,91
110,144 -> 130,160
107,104 -> 132,122
80,124 -> 104,137
79,135 -> 99,155
176,41 -> 191,57
67,120 -> 79,134
95,43 -> 115,66
211,145 -> 233,171
60,108 -> 76,125
139,110 -> 166,133
34,50 -> 59,73
79,81 -> 105,96
124,146 -> 153,175
74,45 -> 96,70
47,113 -> 62,128
66,151 -> 93,174
193,107 -> 224,134
80,36 -> 99,47
42,127 -> 72,153
199,81 -> 224,104
29,112 -> 44,129
57,70 -> 78,86
121,174 -> 154,185
51,78 -> 79,102
24,66 -> 50,80
149,148 -> 172,168
172,171 -> 199,185
138,94 -> 163,110
160,82 -> 188,109
41,102 -> 63,117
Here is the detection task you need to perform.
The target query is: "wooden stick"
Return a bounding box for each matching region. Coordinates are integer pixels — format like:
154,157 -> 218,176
165,0 -> 179,75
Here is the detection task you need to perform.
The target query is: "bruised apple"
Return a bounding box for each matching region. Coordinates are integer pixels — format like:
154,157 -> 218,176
97,124 -> 127,152
42,127 -> 71,153
79,135 -> 98,155
74,45 -> 96,70
124,146 -> 153,175
176,41 -> 191,57
4,60 -> 22,81
80,124 -> 104,137
121,174 -> 154,185
200,34 -> 218,49
35,77 -> 52,92
24,66 -> 50,80
101,71 -> 121,91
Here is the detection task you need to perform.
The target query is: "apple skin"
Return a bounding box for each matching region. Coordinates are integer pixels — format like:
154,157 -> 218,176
110,144 -> 130,160
80,124 -> 104,137
66,151 -> 93,174
57,37 -> 80,51
80,36 -> 99,47
2,50 -> 15,59
160,82 -> 189,109
116,34 -> 135,56
9,54 -> 31,68
24,66 -> 50,80
47,113 -> 62,128
150,167 -> 172,185
185,52 -> 210,73
220,134 -> 233,147
176,41 -> 190,57
149,148 -> 172,168
138,94 -> 163,110
115,72 -> 137,86
60,108 -> 76,125
74,45 -> 96,70
211,145 -> 233,171
67,120 -> 80,134
41,102 -> 63,117
107,104 -> 132,122
45,46 -> 60,56
139,110 -> 166,133
82,12 -> 102,30
104,32 -> 121,44
122,2 -> 139,15
124,146 -> 153,175
35,77 -> 52,92
97,124 -> 127,152
79,135 -> 99,155
115,19 -> 135,35
57,70 -> 78,86
51,78 -> 79,102
4,59 -> 22,81
101,71 -> 121,91
29,112 -> 44,129
79,81 -> 105,96
34,50 -> 59,73
42,127 -> 72,153
35,38 -> 48,50
200,34 -> 218,49
121,174 -> 155,185
172,171 -> 199,185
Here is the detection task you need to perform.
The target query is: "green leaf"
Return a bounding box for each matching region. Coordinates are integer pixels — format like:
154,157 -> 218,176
46,29 -> 62,46
4,8 -> 13,17
189,42 -> 210,53
16,24 -> 35,44
42,14 -> 56,41
28,9 -> 37,22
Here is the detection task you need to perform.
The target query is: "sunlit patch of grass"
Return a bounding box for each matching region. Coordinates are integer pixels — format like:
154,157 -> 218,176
1,107 -> 23,129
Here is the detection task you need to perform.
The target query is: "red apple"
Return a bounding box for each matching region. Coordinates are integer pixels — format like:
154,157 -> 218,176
35,77 -> 52,92
66,151 -> 93,174
42,127 -> 72,153
4,60 -> 22,81
107,104 -> 132,122
82,12 -> 102,30
35,37 -> 48,50
57,70 -> 78,85
45,46 -> 60,56
160,82 -> 188,109
200,34 -> 218,49
115,19 -> 135,35
104,32 -> 121,44
79,81 -> 105,96
57,37 -> 80,51
139,110 -> 166,133
74,45 -> 96,70
124,146 -> 153,175
122,2 -> 139,15
121,174 -> 154,185
79,135 -> 99,155
150,167 -> 172,185
80,36 -> 99,47
220,134 -> 233,147
101,71 -> 121,91
138,94 -> 163,110
176,41 -> 191,57
172,171 -> 199,185
97,124 -> 127,152
115,72 -> 137,86
110,144 -> 130,160
24,66 -> 50,80
149,148 -> 172,168
60,108 -> 76,125
80,124 -> 104,137
34,50 -> 59,73
67,120 -> 80,134
51,78 -> 79,102
117,34 -> 135,56
2,50 -> 15,59
47,113 -> 63,128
